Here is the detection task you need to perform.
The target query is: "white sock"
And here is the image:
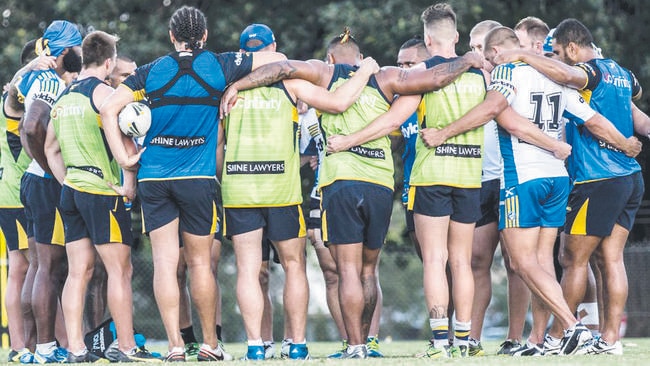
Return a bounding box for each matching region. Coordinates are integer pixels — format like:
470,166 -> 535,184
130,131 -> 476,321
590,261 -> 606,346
36,342 -> 57,354
72,348 -> 88,357
248,339 -> 264,347
170,346 -> 184,355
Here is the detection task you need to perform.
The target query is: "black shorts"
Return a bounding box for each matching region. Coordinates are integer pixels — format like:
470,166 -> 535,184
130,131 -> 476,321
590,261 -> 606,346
404,207 -> 415,233
410,185 -> 481,224
59,186 -> 133,245
224,205 -> 306,241
20,173 -> 64,246
0,208 -> 29,251
321,180 -> 392,249
565,172 -> 644,236
476,179 -> 500,227
262,237 -> 280,263
138,178 -> 218,236
214,183 -> 224,242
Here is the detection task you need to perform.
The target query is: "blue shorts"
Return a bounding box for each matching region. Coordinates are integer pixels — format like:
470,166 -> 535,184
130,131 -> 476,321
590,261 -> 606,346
499,176 -> 570,230
20,173 -> 64,246
224,205 -> 306,241
477,179 -> 500,227
321,180 -> 392,249
138,178 -> 218,236
410,185 -> 481,224
565,172 -> 644,237
59,186 -> 133,246
0,208 -> 30,251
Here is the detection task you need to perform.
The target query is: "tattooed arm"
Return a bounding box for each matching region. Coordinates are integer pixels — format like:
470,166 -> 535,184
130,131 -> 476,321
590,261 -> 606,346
220,58 -> 341,117
388,51 -> 483,96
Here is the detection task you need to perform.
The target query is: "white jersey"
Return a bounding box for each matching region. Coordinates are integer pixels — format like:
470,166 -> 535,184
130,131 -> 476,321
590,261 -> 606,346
21,70 -> 66,177
299,107 -> 324,161
298,107 -> 324,200
482,119 -> 502,182
489,62 -> 595,187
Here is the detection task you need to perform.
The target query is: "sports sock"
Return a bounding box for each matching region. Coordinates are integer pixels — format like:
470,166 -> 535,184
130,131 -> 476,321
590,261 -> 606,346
454,320 -> 471,347
36,341 -> 57,355
180,325 -> 198,344
248,339 -> 264,346
72,348 -> 89,357
429,318 -> 449,349
216,325 -> 222,341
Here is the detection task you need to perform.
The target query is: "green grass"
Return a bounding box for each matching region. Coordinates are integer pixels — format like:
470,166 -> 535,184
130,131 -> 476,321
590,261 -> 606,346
3,339 -> 650,364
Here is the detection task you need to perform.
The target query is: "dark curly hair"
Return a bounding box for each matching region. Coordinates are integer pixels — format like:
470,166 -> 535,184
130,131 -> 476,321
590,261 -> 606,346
169,6 -> 207,50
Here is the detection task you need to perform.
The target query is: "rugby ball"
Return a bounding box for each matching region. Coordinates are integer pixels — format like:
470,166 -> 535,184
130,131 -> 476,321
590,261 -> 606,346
118,102 -> 151,138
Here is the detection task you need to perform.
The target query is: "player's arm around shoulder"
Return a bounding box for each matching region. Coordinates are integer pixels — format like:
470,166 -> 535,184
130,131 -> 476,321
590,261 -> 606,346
251,51 -> 287,71
327,94 -> 420,154
288,57 -> 379,114
495,49 -> 588,90
387,51 -> 482,96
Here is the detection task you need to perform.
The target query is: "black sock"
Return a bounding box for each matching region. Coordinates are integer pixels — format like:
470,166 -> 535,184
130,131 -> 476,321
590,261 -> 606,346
216,325 -> 222,341
180,326 -> 198,344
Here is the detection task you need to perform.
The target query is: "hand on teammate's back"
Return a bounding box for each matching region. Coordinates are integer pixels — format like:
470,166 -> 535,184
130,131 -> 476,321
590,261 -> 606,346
551,140 -> 572,160
623,136 -> 642,158
326,134 -> 354,154
420,127 -> 449,148
220,85 -> 240,119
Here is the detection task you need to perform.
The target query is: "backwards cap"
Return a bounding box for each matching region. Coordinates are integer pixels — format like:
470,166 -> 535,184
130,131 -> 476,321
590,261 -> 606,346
37,20 -> 82,57
239,24 -> 275,52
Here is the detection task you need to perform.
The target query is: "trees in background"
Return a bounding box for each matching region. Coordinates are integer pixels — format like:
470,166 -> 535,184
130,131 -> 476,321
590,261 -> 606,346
2,0 -> 649,340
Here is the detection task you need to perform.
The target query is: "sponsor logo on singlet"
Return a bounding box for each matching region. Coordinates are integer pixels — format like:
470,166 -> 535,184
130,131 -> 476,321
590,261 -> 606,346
149,135 -> 206,148
347,145 -> 385,159
226,161 -> 285,174
435,143 -> 482,158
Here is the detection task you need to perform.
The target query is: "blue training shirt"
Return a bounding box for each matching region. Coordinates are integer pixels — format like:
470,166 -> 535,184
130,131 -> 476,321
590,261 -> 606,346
399,112 -> 418,204
123,49 -> 253,181
566,58 -> 642,183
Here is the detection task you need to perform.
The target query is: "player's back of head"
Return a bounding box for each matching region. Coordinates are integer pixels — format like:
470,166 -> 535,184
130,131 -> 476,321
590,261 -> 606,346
484,26 -> 520,51
326,27 -> 362,65
421,3 -> 457,43
169,6 -> 207,50
82,31 -> 118,68
514,16 -> 550,43
470,20 -> 502,38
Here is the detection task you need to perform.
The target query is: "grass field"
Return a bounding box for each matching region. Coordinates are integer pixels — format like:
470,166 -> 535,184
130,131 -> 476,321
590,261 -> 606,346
214,339 -> 650,365
4,338 -> 648,365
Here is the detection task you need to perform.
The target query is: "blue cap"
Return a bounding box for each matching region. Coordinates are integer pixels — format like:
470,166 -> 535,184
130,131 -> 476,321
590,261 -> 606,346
543,28 -> 555,54
41,20 -> 82,57
239,23 -> 275,52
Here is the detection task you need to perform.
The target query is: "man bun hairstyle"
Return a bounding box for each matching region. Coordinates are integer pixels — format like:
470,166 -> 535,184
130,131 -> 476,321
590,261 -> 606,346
326,26 -> 360,54
169,6 -> 207,50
